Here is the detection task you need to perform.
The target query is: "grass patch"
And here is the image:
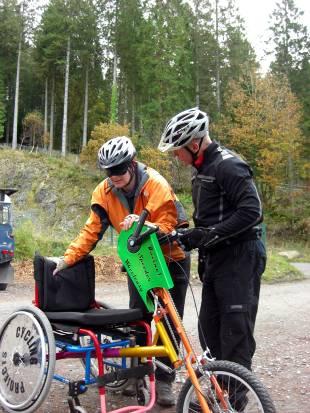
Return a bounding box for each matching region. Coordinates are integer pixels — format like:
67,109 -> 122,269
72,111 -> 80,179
177,192 -> 194,220
14,220 -> 119,260
263,237 -> 308,282
93,241 -> 118,258
188,249 -> 304,283
267,237 -> 310,262
263,251 -> 303,283
14,221 -> 71,259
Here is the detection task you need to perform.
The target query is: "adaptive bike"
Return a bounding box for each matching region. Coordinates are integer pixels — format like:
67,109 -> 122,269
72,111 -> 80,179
0,210 -> 276,413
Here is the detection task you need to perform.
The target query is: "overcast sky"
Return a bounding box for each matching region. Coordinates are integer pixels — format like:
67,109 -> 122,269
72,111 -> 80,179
236,0 -> 310,71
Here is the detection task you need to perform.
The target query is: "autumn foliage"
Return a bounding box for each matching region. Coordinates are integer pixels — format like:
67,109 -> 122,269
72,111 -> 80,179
80,122 -> 129,166
138,147 -> 171,179
213,73 -> 304,206
22,111 -> 45,147
80,122 -> 172,181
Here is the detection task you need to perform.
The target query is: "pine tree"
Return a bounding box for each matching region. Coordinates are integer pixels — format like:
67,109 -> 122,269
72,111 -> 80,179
35,0 -> 103,153
216,0 -> 257,118
34,0 -> 71,151
190,0 -> 257,120
191,0 -> 217,113
0,71 -> 5,139
268,0 -> 309,76
0,0 -> 26,145
268,0 -> 310,183
137,0 -> 195,139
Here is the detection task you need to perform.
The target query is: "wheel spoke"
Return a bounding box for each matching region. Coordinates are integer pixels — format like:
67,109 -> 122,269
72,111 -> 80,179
176,360 -> 276,413
0,306 -> 55,413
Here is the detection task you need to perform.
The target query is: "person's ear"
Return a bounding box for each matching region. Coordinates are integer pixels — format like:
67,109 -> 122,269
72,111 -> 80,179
191,141 -> 200,152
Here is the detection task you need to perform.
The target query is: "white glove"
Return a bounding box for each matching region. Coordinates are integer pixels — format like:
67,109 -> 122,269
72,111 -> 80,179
51,257 -> 69,276
120,214 -> 140,231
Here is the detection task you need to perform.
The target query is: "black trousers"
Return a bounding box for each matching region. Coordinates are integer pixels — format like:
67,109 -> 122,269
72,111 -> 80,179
127,255 -> 190,383
198,239 -> 266,370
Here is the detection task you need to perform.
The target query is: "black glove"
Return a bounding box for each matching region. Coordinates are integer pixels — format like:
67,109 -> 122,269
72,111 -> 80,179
178,227 -> 213,251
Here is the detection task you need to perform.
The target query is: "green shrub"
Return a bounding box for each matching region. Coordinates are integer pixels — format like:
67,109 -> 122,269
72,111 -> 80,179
177,192 -> 194,223
80,123 -> 129,168
14,221 -> 38,260
263,251 -> 303,282
14,221 -> 70,259
139,147 -> 171,180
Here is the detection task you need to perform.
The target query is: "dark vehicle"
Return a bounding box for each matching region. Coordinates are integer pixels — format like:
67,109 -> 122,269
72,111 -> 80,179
0,189 -> 17,291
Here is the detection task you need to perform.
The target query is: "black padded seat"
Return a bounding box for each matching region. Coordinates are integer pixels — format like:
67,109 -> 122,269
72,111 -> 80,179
45,307 -> 143,327
33,254 -> 143,329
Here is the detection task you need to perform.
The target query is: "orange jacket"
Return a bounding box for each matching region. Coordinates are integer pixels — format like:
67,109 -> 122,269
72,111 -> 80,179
64,163 -> 187,265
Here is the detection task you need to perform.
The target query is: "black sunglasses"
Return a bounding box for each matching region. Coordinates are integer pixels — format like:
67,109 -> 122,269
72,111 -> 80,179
105,162 -> 130,177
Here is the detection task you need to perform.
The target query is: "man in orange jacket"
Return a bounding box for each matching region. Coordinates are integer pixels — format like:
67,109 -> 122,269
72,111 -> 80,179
54,136 -> 190,406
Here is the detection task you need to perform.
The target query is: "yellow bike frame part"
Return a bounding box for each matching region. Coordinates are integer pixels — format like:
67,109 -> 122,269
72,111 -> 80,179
118,319 -> 179,362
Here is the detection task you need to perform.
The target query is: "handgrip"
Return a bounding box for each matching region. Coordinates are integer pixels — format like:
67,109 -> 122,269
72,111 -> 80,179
132,209 -> 149,239
127,209 -> 159,253
157,230 -> 178,246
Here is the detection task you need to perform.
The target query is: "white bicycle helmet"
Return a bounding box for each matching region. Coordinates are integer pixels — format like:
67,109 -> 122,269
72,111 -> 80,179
158,107 -> 209,152
98,136 -> 136,170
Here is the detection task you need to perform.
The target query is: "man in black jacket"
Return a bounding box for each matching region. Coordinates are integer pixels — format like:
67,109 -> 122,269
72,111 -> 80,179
158,108 -> 266,372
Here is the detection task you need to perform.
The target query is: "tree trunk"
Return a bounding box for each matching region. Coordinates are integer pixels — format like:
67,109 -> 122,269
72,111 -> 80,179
82,64 -> 89,148
12,38 -> 22,150
196,68 -> 200,107
61,36 -> 71,157
215,0 -> 221,114
5,107 -> 10,144
110,52 -> 118,124
288,154 -> 294,225
124,85 -> 128,124
44,78 -> 48,148
49,75 -> 55,154
131,91 -> 135,135
194,0 -> 200,107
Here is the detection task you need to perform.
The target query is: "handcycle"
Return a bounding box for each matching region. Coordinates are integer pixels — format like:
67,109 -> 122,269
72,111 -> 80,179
0,210 -> 276,413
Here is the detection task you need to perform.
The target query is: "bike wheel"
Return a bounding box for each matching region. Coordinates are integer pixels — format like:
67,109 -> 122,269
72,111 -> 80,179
0,306 -> 56,413
176,360 -> 276,413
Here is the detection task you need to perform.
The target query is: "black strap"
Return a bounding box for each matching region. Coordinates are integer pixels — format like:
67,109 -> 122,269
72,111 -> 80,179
229,226 -> 262,243
97,363 -> 154,387
204,227 -> 262,252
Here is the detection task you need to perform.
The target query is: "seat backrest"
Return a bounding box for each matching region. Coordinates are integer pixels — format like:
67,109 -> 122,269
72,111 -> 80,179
33,254 -> 95,312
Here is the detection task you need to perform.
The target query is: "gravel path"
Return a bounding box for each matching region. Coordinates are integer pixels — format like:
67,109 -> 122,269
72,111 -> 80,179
0,275 -> 309,412
291,262 -> 310,278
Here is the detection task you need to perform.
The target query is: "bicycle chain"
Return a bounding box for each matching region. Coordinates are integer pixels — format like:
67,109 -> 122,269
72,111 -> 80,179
151,291 -> 224,412
150,290 -> 197,366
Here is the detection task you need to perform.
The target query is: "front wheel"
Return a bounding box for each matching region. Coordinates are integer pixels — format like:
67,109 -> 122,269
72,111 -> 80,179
0,283 -> 7,291
176,360 -> 276,413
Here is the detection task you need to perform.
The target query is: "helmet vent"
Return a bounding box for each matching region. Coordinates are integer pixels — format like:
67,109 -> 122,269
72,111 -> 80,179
98,136 -> 136,169
199,122 -> 206,132
175,123 -> 187,132
158,107 -> 209,152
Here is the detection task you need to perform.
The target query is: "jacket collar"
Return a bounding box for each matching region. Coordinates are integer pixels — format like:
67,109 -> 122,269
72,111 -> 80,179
195,140 -> 220,170
109,162 -> 149,211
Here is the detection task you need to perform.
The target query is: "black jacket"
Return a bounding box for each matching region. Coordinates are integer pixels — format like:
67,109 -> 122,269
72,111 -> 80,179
192,141 -> 262,244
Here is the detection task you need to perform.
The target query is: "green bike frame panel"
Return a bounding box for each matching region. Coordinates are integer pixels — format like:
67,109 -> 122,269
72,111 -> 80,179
118,224 -> 174,312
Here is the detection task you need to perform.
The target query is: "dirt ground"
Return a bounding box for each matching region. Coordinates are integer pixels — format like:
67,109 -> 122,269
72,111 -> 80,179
0,258 -> 309,413
11,256 -> 125,284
